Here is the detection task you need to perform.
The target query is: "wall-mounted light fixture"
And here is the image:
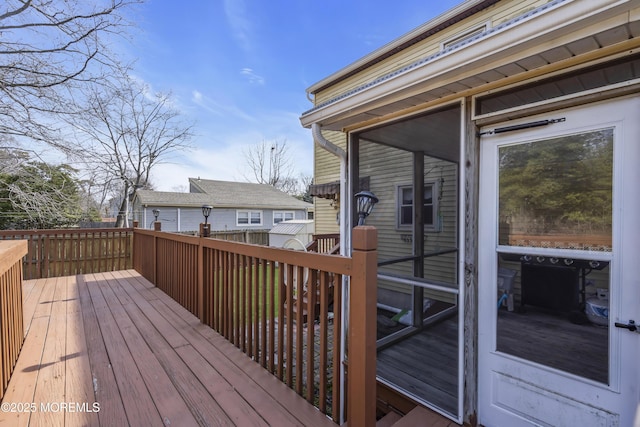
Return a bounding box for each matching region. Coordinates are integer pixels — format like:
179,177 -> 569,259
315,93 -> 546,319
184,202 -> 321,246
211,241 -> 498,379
354,191 -> 379,226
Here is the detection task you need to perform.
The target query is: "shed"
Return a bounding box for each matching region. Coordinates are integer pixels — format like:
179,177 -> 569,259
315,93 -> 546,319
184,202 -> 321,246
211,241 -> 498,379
269,220 -> 315,249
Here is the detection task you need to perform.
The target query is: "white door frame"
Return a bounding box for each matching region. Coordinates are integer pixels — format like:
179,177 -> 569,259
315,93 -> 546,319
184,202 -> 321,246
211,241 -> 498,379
478,96 -> 640,427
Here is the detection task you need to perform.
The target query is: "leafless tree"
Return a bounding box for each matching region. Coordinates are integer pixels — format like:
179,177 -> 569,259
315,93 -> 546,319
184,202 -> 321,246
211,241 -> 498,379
0,0 -> 140,149
67,70 -> 193,227
243,140 -> 299,192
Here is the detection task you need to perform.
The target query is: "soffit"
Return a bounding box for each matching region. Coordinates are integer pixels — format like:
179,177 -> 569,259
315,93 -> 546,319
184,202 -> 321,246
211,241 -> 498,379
357,106 -> 461,162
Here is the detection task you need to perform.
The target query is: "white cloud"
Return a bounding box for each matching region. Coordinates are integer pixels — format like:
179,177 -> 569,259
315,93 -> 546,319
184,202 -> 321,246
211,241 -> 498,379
150,109 -> 315,192
224,0 -> 252,52
240,68 -> 265,85
151,146 -> 247,191
191,89 -> 255,121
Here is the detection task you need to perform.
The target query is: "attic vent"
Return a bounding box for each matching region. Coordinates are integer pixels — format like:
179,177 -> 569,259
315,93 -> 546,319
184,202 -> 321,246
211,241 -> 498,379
442,23 -> 488,50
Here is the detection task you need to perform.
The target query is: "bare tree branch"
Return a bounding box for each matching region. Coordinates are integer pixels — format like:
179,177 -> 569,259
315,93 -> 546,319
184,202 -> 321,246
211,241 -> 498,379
0,0 -> 141,147
66,69 -> 194,226
243,140 -> 297,191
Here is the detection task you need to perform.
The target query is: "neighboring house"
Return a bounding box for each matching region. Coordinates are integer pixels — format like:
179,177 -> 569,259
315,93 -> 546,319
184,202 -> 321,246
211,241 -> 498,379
300,1 -> 640,426
132,178 -> 313,232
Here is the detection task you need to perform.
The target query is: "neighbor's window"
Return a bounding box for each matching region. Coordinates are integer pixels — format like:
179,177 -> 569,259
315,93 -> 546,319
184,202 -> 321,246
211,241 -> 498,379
397,183 -> 435,229
273,211 -> 294,224
237,210 -> 263,226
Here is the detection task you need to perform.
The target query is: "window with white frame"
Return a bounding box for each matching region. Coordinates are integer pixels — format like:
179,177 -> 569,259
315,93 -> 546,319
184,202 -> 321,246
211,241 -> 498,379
237,210 -> 263,226
273,211 -> 294,225
397,183 -> 436,229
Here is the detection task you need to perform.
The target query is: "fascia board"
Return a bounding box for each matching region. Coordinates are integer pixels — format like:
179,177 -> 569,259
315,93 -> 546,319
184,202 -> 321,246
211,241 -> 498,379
300,0 -> 635,129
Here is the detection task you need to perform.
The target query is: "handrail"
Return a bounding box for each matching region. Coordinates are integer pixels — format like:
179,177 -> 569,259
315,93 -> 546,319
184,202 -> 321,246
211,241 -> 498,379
0,240 -> 28,400
132,227 -> 377,426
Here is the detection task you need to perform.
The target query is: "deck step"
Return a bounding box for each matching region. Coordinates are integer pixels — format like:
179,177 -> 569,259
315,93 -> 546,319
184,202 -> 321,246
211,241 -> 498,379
391,405 -> 458,426
377,410 -> 402,426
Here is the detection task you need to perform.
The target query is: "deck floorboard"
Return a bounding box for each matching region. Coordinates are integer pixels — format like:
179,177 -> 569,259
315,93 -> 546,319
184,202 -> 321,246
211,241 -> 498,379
1,270 -> 335,427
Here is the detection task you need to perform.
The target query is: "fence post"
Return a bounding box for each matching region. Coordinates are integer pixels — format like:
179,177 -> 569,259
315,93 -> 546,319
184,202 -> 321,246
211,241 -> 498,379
348,225 -> 377,427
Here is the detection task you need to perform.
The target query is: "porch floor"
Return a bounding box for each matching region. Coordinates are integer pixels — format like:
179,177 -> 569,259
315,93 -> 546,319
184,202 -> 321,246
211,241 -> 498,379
0,270 -> 336,426
377,316 -> 458,417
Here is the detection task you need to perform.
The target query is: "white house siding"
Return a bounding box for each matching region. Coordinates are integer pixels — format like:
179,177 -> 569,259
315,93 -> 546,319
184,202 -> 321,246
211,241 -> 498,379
359,142 -> 458,304
133,206 -> 308,233
312,0 -> 546,106
133,207 -> 204,232
313,129 -> 345,234
203,208 -> 307,232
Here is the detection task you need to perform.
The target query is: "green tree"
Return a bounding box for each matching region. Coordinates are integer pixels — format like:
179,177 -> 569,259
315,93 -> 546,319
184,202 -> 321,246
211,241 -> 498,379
0,160 -> 87,229
499,129 -> 613,235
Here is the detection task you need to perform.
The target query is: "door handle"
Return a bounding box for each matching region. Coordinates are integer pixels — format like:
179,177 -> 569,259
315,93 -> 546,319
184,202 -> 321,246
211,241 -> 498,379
614,320 -> 637,332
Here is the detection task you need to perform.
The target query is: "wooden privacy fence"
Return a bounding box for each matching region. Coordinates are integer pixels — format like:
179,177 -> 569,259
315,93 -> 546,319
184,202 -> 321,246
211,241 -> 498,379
133,227 -> 378,426
0,228 -> 133,280
0,240 -> 27,400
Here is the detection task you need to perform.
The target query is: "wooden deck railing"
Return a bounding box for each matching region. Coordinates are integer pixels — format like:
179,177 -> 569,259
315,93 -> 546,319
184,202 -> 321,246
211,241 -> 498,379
132,226 -> 377,426
0,228 -> 133,280
0,240 -> 28,400
306,233 -> 340,254
209,229 -> 270,245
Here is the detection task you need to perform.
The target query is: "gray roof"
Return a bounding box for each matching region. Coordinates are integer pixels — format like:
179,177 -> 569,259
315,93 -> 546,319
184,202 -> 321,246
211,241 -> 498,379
189,178 -> 312,210
135,179 -> 312,211
134,190 -> 211,207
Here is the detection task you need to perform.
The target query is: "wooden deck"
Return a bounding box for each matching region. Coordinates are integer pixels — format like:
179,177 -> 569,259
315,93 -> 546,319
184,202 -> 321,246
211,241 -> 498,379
0,270 -> 336,427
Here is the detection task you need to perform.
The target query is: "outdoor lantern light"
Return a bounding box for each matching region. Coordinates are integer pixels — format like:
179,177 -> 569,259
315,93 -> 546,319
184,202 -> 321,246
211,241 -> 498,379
201,205 -> 212,224
354,191 -> 379,226
152,209 -> 160,222
201,205 -> 213,238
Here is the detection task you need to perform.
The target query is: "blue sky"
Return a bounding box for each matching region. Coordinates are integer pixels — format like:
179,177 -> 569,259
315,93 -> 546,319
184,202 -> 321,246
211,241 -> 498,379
128,0 -> 463,191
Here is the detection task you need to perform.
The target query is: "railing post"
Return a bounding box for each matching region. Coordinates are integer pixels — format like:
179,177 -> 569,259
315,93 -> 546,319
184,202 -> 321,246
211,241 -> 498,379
152,231 -> 158,285
199,223 -> 210,238
197,234 -> 204,323
348,225 -> 377,427
153,221 -> 161,232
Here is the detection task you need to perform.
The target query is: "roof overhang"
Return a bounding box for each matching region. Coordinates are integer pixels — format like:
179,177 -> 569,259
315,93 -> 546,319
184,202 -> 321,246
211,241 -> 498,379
300,0 -> 640,131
